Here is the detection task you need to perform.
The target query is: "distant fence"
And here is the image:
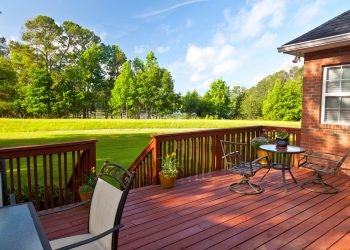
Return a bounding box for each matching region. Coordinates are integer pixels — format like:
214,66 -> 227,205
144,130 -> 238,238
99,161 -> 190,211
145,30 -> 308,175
0,140 -> 96,210
129,126 -> 301,188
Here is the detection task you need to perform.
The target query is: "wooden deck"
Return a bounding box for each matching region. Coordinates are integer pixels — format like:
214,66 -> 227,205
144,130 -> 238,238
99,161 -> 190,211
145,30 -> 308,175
40,168 -> 350,249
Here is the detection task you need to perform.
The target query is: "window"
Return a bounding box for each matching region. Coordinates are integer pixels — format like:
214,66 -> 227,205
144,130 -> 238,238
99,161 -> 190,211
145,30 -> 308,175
322,65 -> 350,124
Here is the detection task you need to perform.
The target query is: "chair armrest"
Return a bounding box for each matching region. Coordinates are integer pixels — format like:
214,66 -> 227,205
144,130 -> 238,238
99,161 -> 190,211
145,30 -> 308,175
55,224 -> 124,250
251,155 -> 270,165
38,200 -> 91,217
307,150 -> 343,158
222,151 -> 239,159
307,154 -> 339,163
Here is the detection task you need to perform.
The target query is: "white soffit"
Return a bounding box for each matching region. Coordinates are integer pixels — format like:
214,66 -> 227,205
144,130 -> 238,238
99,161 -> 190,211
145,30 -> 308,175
278,33 -> 350,57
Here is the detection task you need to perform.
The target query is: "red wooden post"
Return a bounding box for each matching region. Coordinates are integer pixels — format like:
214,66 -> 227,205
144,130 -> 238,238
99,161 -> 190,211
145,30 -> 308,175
215,134 -> 224,170
152,137 -> 162,185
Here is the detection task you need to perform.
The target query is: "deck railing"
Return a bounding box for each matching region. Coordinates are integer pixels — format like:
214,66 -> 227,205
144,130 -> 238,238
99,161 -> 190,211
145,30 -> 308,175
0,140 -> 96,210
0,126 -> 301,209
129,126 -> 301,188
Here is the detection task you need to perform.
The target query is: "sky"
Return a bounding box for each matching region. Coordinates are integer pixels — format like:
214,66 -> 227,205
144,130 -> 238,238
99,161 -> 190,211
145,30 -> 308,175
1,0 -> 350,94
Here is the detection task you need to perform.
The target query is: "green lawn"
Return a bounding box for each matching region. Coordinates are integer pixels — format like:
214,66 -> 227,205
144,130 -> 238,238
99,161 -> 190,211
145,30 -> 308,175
0,118 -> 300,132
0,119 -> 300,206
0,118 -> 300,167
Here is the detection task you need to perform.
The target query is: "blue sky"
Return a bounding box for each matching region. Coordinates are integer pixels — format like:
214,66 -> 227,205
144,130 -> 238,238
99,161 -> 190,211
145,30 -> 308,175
1,0 -> 350,94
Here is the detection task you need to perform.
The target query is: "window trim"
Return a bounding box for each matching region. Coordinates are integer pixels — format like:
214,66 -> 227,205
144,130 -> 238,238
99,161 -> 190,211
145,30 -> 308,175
321,64 -> 350,125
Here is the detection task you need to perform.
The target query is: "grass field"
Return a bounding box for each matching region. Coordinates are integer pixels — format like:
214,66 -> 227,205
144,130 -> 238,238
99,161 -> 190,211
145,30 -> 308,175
0,119 -> 300,167
0,119 -> 300,205
0,118 -> 300,132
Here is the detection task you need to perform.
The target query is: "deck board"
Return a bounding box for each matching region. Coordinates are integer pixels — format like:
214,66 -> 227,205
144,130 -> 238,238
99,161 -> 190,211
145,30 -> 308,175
40,168 -> 350,249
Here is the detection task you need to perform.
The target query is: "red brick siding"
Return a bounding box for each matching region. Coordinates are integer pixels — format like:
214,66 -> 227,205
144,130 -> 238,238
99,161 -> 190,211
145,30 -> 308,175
303,46 -> 350,175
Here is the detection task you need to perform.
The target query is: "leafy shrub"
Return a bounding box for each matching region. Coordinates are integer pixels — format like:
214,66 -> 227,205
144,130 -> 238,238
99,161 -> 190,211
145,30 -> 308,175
14,184 -> 72,210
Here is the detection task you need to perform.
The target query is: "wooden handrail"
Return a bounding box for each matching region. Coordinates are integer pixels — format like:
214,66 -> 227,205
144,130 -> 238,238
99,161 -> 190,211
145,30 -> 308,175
0,140 -> 97,210
129,126 -> 301,189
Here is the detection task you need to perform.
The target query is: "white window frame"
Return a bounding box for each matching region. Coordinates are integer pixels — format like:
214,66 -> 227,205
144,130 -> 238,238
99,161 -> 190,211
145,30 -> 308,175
321,64 -> 350,125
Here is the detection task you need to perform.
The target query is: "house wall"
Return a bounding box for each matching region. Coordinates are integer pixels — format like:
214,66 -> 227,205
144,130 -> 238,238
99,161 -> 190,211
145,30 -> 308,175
303,45 -> 350,175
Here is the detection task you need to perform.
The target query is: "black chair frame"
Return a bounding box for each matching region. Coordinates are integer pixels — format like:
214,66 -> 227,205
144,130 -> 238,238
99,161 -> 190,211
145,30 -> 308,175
220,140 -> 269,195
298,150 -> 350,194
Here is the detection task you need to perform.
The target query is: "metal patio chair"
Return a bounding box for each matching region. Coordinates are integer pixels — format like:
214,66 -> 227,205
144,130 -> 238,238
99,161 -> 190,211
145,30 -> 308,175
220,140 -> 270,195
298,150 -> 350,194
49,161 -> 135,250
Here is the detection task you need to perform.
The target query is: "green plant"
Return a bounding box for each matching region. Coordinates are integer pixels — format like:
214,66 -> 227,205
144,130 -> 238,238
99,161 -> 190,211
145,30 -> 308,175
275,128 -> 290,139
14,184 -> 72,210
79,166 -> 96,193
161,152 -> 181,178
251,135 -> 274,147
79,184 -> 93,193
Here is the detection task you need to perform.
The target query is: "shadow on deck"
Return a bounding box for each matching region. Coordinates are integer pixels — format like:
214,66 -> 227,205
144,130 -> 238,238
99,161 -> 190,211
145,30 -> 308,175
40,168 -> 350,249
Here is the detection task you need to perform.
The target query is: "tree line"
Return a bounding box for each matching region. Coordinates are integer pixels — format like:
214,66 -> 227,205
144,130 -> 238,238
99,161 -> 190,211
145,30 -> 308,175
0,15 -> 303,121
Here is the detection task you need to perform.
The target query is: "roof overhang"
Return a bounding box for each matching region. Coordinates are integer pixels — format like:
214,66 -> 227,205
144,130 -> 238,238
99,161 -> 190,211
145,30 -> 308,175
278,32 -> 350,57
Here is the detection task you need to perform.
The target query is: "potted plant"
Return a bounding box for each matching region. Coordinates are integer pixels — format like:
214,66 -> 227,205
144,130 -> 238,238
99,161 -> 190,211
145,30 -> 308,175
79,166 -> 96,202
159,152 -> 181,188
275,128 -> 290,148
251,135 -> 274,165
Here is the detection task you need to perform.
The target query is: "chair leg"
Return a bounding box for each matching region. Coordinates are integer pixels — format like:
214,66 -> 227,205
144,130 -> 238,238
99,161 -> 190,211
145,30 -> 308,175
301,172 -> 338,194
229,175 -> 264,195
260,166 -> 271,182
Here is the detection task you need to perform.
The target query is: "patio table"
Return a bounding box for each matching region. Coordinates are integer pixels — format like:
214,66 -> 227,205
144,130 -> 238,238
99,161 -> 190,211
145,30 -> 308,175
0,202 -> 51,250
259,144 -> 305,192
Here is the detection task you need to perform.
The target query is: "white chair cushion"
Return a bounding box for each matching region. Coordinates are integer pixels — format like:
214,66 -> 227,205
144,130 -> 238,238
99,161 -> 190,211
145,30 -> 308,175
50,233 -> 104,250
89,178 -> 123,250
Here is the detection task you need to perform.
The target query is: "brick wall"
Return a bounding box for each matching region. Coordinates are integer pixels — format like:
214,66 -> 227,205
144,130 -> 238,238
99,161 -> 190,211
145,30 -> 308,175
303,45 -> 350,175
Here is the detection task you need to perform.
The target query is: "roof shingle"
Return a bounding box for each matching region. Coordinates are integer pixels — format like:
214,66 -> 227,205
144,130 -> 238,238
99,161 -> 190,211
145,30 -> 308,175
284,10 -> 350,46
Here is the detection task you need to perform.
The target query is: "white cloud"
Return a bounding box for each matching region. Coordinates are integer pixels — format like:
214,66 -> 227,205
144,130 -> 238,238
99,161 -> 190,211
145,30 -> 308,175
134,45 -> 146,54
212,32 -> 226,46
224,0 -> 286,40
157,46 -> 170,54
190,73 -> 206,82
167,0 -> 298,94
169,42 -> 240,93
294,0 -> 325,26
8,35 -> 19,42
280,56 -> 304,71
253,32 -> 277,48
160,24 -> 171,34
186,45 -> 216,71
186,18 -> 193,28
135,0 -> 208,18
213,60 -> 238,75
98,32 -> 107,42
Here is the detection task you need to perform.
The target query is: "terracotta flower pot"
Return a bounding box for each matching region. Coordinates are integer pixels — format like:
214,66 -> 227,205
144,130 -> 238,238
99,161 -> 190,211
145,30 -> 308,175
257,148 -> 273,165
79,190 -> 93,202
159,171 -> 176,188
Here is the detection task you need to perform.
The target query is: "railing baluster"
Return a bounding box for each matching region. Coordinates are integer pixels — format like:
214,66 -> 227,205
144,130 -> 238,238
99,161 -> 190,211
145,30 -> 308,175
33,156 -> 39,210
72,151 -> 76,202
49,154 -> 54,208
64,152 -> 68,205
43,155 -> 48,210
26,156 -> 32,202
9,158 -> 14,193
16,158 -> 22,203
58,153 -> 63,206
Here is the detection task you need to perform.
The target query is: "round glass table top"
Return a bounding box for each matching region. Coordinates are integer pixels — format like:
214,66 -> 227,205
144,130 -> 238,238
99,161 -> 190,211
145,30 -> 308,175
259,144 -> 305,154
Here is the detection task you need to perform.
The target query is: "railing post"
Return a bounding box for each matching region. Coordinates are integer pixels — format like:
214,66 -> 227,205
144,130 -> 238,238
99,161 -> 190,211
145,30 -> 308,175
89,141 -> 97,170
152,138 -> 161,185
215,135 -> 224,170
0,158 -> 7,206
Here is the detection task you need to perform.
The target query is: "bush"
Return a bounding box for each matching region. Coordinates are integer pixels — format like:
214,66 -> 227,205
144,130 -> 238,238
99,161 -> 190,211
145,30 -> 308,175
14,184 -> 72,210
